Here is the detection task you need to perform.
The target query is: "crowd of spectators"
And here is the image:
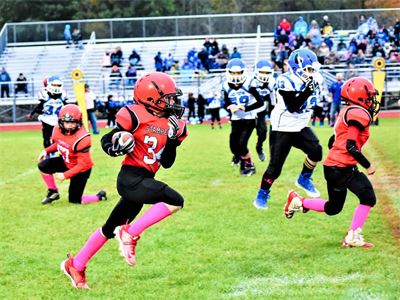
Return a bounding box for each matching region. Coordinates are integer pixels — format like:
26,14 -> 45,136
270,15 -> 400,79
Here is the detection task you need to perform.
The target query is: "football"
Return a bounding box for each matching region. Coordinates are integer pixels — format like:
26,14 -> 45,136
112,131 -> 135,154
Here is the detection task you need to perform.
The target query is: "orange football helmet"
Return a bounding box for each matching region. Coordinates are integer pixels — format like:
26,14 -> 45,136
133,72 -> 184,118
58,104 -> 82,135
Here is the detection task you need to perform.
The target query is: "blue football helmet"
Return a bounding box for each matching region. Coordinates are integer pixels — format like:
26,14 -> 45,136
288,49 -> 320,82
46,75 -> 63,96
226,58 -> 247,85
255,60 -> 274,83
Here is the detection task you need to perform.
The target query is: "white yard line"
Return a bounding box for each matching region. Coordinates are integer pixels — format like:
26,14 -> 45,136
226,273 -> 381,298
0,168 -> 38,187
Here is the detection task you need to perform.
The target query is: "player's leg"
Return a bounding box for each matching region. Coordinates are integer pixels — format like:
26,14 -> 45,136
343,168 -> 376,248
229,120 -> 241,166
210,108 -> 216,129
255,111 -> 267,161
286,166 -> 348,218
41,122 -> 54,149
38,156 -> 68,204
216,108 -> 222,128
237,119 -> 256,176
254,130 -> 293,209
294,127 -> 323,197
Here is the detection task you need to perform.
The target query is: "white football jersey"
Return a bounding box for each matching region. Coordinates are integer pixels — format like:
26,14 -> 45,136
270,72 -> 323,132
37,89 -> 68,126
253,77 -> 276,114
222,77 -> 258,120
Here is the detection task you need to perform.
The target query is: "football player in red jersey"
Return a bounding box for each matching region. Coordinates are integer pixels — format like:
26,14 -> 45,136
284,77 -> 380,248
37,104 -> 107,205
61,72 -> 188,289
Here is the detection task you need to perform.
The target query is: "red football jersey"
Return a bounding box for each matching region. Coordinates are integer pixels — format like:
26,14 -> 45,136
324,105 -> 371,167
45,126 -> 94,179
116,104 -> 188,174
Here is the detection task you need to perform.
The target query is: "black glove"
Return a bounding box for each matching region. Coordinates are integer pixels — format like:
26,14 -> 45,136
167,115 -> 179,139
110,132 -> 135,156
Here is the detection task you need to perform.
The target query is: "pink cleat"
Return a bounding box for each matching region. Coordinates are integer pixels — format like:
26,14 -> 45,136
60,254 -> 89,289
284,190 -> 304,219
114,225 -> 140,266
342,228 -> 374,249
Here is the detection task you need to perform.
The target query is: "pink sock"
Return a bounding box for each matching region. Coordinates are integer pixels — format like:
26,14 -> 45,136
73,228 -> 108,271
41,173 -> 57,190
303,198 -> 326,212
81,195 -> 100,204
128,202 -> 172,236
350,204 -> 371,230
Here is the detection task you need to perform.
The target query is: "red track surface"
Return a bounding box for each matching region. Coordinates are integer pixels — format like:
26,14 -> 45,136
1,111 -> 399,132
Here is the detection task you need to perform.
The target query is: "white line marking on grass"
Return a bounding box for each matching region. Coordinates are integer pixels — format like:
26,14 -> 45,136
225,273 -> 380,298
0,168 -> 38,187
211,179 -> 223,186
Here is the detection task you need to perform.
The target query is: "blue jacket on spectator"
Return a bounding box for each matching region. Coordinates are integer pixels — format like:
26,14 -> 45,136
293,17 -> 308,37
0,69 -> 11,85
329,81 -> 344,105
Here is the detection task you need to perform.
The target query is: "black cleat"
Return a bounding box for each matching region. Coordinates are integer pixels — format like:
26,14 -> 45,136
42,189 -> 60,205
96,190 -> 107,201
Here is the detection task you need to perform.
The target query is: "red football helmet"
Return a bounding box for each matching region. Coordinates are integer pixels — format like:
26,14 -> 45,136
133,72 -> 184,118
341,77 -> 379,116
58,104 -> 83,135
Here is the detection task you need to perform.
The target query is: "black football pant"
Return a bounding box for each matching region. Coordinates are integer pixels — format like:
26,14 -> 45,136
256,111 -> 267,151
323,165 -> 376,216
230,119 -> 256,158
38,156 -> 92,204
261,127 -> 322,189
101,165 -> 184,239
209,108 -> 221,123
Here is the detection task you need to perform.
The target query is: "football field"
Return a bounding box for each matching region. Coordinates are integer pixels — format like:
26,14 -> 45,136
0,118 -> 399,299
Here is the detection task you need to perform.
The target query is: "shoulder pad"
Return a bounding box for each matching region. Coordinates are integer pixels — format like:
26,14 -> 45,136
222,81 -> 230,92
74,133 -> 91,152
344,106 -> 371,128
116,106 -> 136,131
276,75 -> 295,91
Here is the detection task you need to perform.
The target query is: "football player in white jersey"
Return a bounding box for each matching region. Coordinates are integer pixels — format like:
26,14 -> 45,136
253,60 -> 276,161
222,58 -> 263,176
253,49 -> 323,209
28,76 -> 68,149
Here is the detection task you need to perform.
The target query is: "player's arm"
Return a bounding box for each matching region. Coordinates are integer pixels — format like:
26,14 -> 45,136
161,119 -> 188,168
28,100 -> 45,118
346,123 -> 371,169
279,83 -> 314,113
63,136 -> 93,179
223,90 -> 232,110
243,86 -> 263,112
101,106 -> 138,157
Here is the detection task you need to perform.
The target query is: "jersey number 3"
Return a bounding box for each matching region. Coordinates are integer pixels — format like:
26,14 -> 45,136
143,136 -> 158,165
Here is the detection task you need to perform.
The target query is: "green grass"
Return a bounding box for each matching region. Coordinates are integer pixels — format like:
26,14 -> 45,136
0,119 -> 399,299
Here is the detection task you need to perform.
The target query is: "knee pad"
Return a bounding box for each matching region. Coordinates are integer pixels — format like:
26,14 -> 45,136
324,201 -> 344,216
163,186 -> 184,207
359,189 -> 376,207
308,144 -> 323,162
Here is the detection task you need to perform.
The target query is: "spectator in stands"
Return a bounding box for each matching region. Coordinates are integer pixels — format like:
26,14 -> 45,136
279,18 -> 291,34
350,49 -> 366,65
125,66 -> 137,87
274,25 -> 283,46
388,44 -> 400,62
337,38 -> 347,51
154,51 -> 163,71
15,73 -> 28,95
102,50 -> 111,67
277,29 -> 289,45
181,58 -> 195,82
307,20 -> 322,47
72,28 -> 83,49
317,42 -> 330,64
293,16 -> 308,37
230,47 -> 241,59
128,49 -> 141,67
394,18 -> 400,46
203,38 -> 212,53
321,16 -> 333,36
0,67 -> 11,98
357,38 -> 368,54
216,45 -> 230,69
109,65 -> 122,90
187,92 -> 196,119
359,14 -> 367,26
344,61 -> 358,80
198,47 -> 210,71
111,47 -> 123,67
372,42 -> 386,58
324,51 -> 340,66
168,60 -> 180,75
105,94 -> 118,128
210,38 -> 219,56
64,25 -> 72,48
328,73 -> 344,127
84,84 -> 99,134
164,53 -> 175,71
358,15 -> 369,36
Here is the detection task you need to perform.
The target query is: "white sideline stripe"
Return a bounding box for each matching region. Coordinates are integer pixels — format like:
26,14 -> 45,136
0,168 -> 38,187
226,273 -> 380,298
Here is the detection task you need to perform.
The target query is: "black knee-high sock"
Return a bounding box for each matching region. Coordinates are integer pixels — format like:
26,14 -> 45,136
301,157 -> 317,175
